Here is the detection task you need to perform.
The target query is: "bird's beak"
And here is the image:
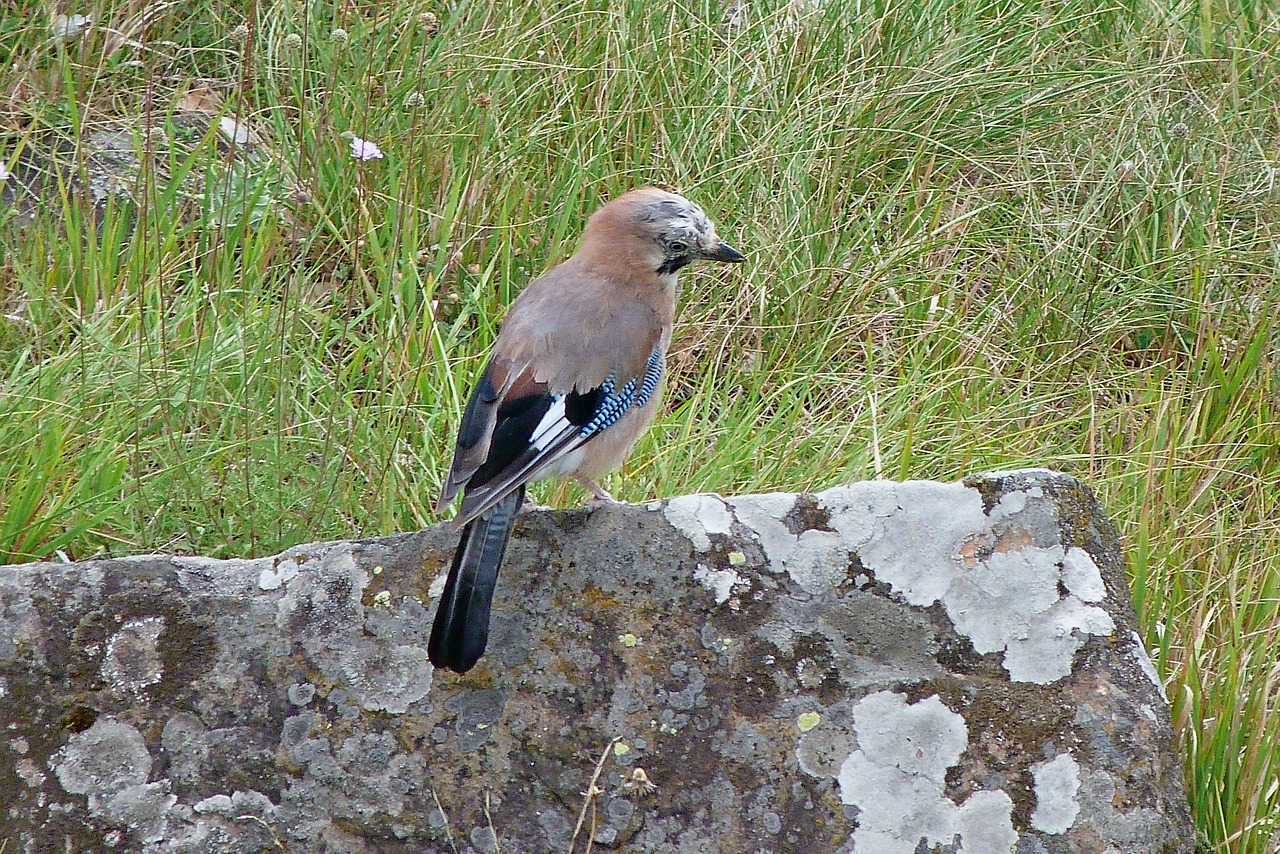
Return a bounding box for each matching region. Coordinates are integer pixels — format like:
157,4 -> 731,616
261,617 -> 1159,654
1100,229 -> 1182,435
705,241 -> 746,263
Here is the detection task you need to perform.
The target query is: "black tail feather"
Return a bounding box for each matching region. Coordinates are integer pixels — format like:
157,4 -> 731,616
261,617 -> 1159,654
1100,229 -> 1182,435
428,486 -> 524,673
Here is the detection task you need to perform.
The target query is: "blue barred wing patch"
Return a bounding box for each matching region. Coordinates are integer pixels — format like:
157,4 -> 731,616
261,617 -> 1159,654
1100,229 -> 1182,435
453,349 -> 666,524
580,349 -> 665,438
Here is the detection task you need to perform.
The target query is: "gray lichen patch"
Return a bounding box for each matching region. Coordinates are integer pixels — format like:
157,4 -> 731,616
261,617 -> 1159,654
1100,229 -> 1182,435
724,484 -> 895,595
272,542 -> 439,713
1031,752 -> 1083,834
51,717 -> 177,843
727,492 -> 798,568
834,691 -> 1018,853
765,591 -> 942,693
857,485 -> 1116,684
852,481 -> 989,605
288,681 -> 317,706
274,544 -> 369,639
779,528 -> 850,594
444,688 -> 507,753
1074,767 -> 1184,852
1062,548 -> 1107,601
277,714 -> 429,832
945,545 -> 1116,684
52,717 -> 152,795
258,556 -> 302,590
686,478 -> 1118,684
795,701 -> 858,778
662,493 -> 735,551
693,563 -> 745,604
47,572 -> 221,709
338,642 -> 433,713
100,615 -> 165,695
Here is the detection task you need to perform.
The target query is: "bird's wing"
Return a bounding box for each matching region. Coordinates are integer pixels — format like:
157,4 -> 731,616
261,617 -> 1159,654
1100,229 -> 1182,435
437,345 -> 666,527
435,356 -> 526,512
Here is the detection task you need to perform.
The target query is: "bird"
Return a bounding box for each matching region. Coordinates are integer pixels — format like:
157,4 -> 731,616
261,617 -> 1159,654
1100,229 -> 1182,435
428,187 -> 746,673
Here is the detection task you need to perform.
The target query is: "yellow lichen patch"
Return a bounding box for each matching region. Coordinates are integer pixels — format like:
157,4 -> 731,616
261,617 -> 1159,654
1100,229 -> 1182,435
797,711 -> 821,732
618,633 -> 639,648
582,585 -> 625,610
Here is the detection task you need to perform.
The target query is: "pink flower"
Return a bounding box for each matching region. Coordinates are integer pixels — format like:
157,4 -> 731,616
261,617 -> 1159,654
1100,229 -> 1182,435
349,136 -> 383,161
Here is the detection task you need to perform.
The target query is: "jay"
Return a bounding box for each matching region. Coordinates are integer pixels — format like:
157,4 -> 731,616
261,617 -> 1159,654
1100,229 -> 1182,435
429,187 -> 746,673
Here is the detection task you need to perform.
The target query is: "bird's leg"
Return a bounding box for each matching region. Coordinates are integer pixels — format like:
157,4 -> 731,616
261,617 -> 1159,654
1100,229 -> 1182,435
576,475 -> 618,506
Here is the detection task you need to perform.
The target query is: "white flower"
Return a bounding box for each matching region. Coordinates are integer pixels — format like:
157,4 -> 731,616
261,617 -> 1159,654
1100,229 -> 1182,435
349,136 -> 384,161
404,91 -> 426,109
0,161 -> 10,183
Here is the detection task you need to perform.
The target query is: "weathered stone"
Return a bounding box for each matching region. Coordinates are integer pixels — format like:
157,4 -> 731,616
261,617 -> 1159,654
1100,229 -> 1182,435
0,469 -> 1193,852
1,107 -> 282,244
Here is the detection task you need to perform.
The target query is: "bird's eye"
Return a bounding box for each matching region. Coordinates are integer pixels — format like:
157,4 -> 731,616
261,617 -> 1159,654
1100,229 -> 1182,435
668,240 -> 689,254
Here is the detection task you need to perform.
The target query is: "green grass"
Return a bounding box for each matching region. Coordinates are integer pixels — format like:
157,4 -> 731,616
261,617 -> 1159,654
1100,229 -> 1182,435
2,0 -> 1279,848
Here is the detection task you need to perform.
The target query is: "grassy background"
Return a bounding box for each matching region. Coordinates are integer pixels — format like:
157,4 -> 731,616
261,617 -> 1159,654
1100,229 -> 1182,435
2,0 -> 1278,848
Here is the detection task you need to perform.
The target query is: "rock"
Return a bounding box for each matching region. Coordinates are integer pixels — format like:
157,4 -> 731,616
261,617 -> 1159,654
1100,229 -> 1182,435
1,102 -> 282,237
0,469 -> 1194,852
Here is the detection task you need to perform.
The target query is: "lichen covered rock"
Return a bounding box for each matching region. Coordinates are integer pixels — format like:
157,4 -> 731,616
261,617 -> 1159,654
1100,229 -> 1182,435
0,470 -> 1193,852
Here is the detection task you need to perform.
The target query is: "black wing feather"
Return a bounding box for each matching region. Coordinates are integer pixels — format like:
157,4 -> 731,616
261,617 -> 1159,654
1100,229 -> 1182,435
471,393 -> 555,487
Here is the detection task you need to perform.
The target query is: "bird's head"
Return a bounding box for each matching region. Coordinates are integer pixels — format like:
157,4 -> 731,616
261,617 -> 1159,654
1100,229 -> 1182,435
582,187 -> 746,275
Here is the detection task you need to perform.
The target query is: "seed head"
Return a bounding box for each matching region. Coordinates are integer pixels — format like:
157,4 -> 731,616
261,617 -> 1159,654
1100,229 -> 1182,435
283,33 -> 302,50
622,767 -> 657,798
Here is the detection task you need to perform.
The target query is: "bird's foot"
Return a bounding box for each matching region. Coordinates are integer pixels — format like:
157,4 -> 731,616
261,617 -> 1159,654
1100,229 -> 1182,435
576,476 -> 619,508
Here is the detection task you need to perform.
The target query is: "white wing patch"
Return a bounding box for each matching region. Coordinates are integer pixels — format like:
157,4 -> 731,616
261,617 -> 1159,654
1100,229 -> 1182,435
530,396 -> 568,450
